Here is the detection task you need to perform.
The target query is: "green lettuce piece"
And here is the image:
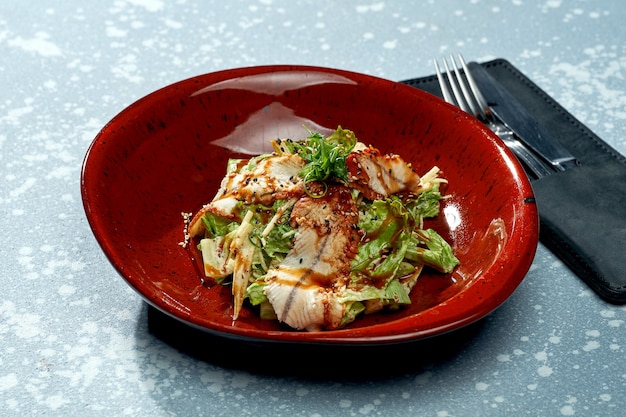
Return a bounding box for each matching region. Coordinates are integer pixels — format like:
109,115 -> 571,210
384,279 -> 411,305
226,158 -> 244,174
406,228 -> 459,273
407,184 -> 442,220
246,281 -> 268,305
226,154 -> 273,175
200,212 -> 239,238
255,221 -> 293,259
351,197 -> 411,280
246,282 -> 277,321
258,302 -> 277,320
340,301 -> 366,327
245,200 -> 296,279
342,278 -> 411,305
396,261 -> 416,278
342,285 -> 389,302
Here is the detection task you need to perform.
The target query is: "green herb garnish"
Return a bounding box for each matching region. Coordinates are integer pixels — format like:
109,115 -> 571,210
281,126 -> 357,197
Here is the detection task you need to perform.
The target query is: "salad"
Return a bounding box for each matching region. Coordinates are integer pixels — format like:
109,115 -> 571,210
183,126 -> 459,331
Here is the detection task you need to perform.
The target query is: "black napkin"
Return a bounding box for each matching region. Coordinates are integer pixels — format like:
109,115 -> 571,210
402,58 -> 626,304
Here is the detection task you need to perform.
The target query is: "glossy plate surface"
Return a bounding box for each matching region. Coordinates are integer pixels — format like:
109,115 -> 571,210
81,65 -> 538,345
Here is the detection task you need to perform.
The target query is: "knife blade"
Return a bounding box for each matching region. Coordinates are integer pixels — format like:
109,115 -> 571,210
467,62 -> 580,172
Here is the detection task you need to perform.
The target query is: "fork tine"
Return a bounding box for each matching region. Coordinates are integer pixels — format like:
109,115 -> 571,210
434,59 -> 455,104
435,54 -> 490,122
442,58 -> 470,113
457,54 -> 489,120
450,54 -> 481,118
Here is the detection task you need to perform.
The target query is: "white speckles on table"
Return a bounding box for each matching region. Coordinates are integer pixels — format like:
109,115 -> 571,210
7,32 -> 63,58
2,1 -> 626,416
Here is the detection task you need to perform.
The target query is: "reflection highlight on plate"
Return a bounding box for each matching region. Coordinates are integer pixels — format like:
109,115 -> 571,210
209,102 -> 333,155
191,70 -> 357,97
443,203 -> 462,231
192,71 -> 357,155
452,218 -> 508,283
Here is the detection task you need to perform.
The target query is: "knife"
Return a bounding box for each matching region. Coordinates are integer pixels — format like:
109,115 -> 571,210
467,62 -> 580,172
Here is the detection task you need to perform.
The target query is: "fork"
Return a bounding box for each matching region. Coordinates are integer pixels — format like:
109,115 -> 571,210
434,54 -> 553,179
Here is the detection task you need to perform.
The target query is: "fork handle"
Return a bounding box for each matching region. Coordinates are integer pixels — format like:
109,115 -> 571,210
489,123 -> 553,179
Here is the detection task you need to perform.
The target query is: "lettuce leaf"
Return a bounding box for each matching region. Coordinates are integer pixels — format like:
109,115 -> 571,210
200,212 -> 239,238
351,197 -> 412,281
407,183 -> 443,220
406,228 -> 459,273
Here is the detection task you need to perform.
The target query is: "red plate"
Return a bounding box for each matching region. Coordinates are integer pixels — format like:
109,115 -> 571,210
81,65 -> 538,345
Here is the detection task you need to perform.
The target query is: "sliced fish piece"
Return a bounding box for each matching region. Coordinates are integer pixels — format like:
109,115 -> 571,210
263,184 -> 360,331
188,153 -> 305,238
346,145 -> 422,200
216,153 -> 305,205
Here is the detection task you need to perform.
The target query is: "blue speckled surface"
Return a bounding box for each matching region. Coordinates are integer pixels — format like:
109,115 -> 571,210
2,1 -> 626,416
